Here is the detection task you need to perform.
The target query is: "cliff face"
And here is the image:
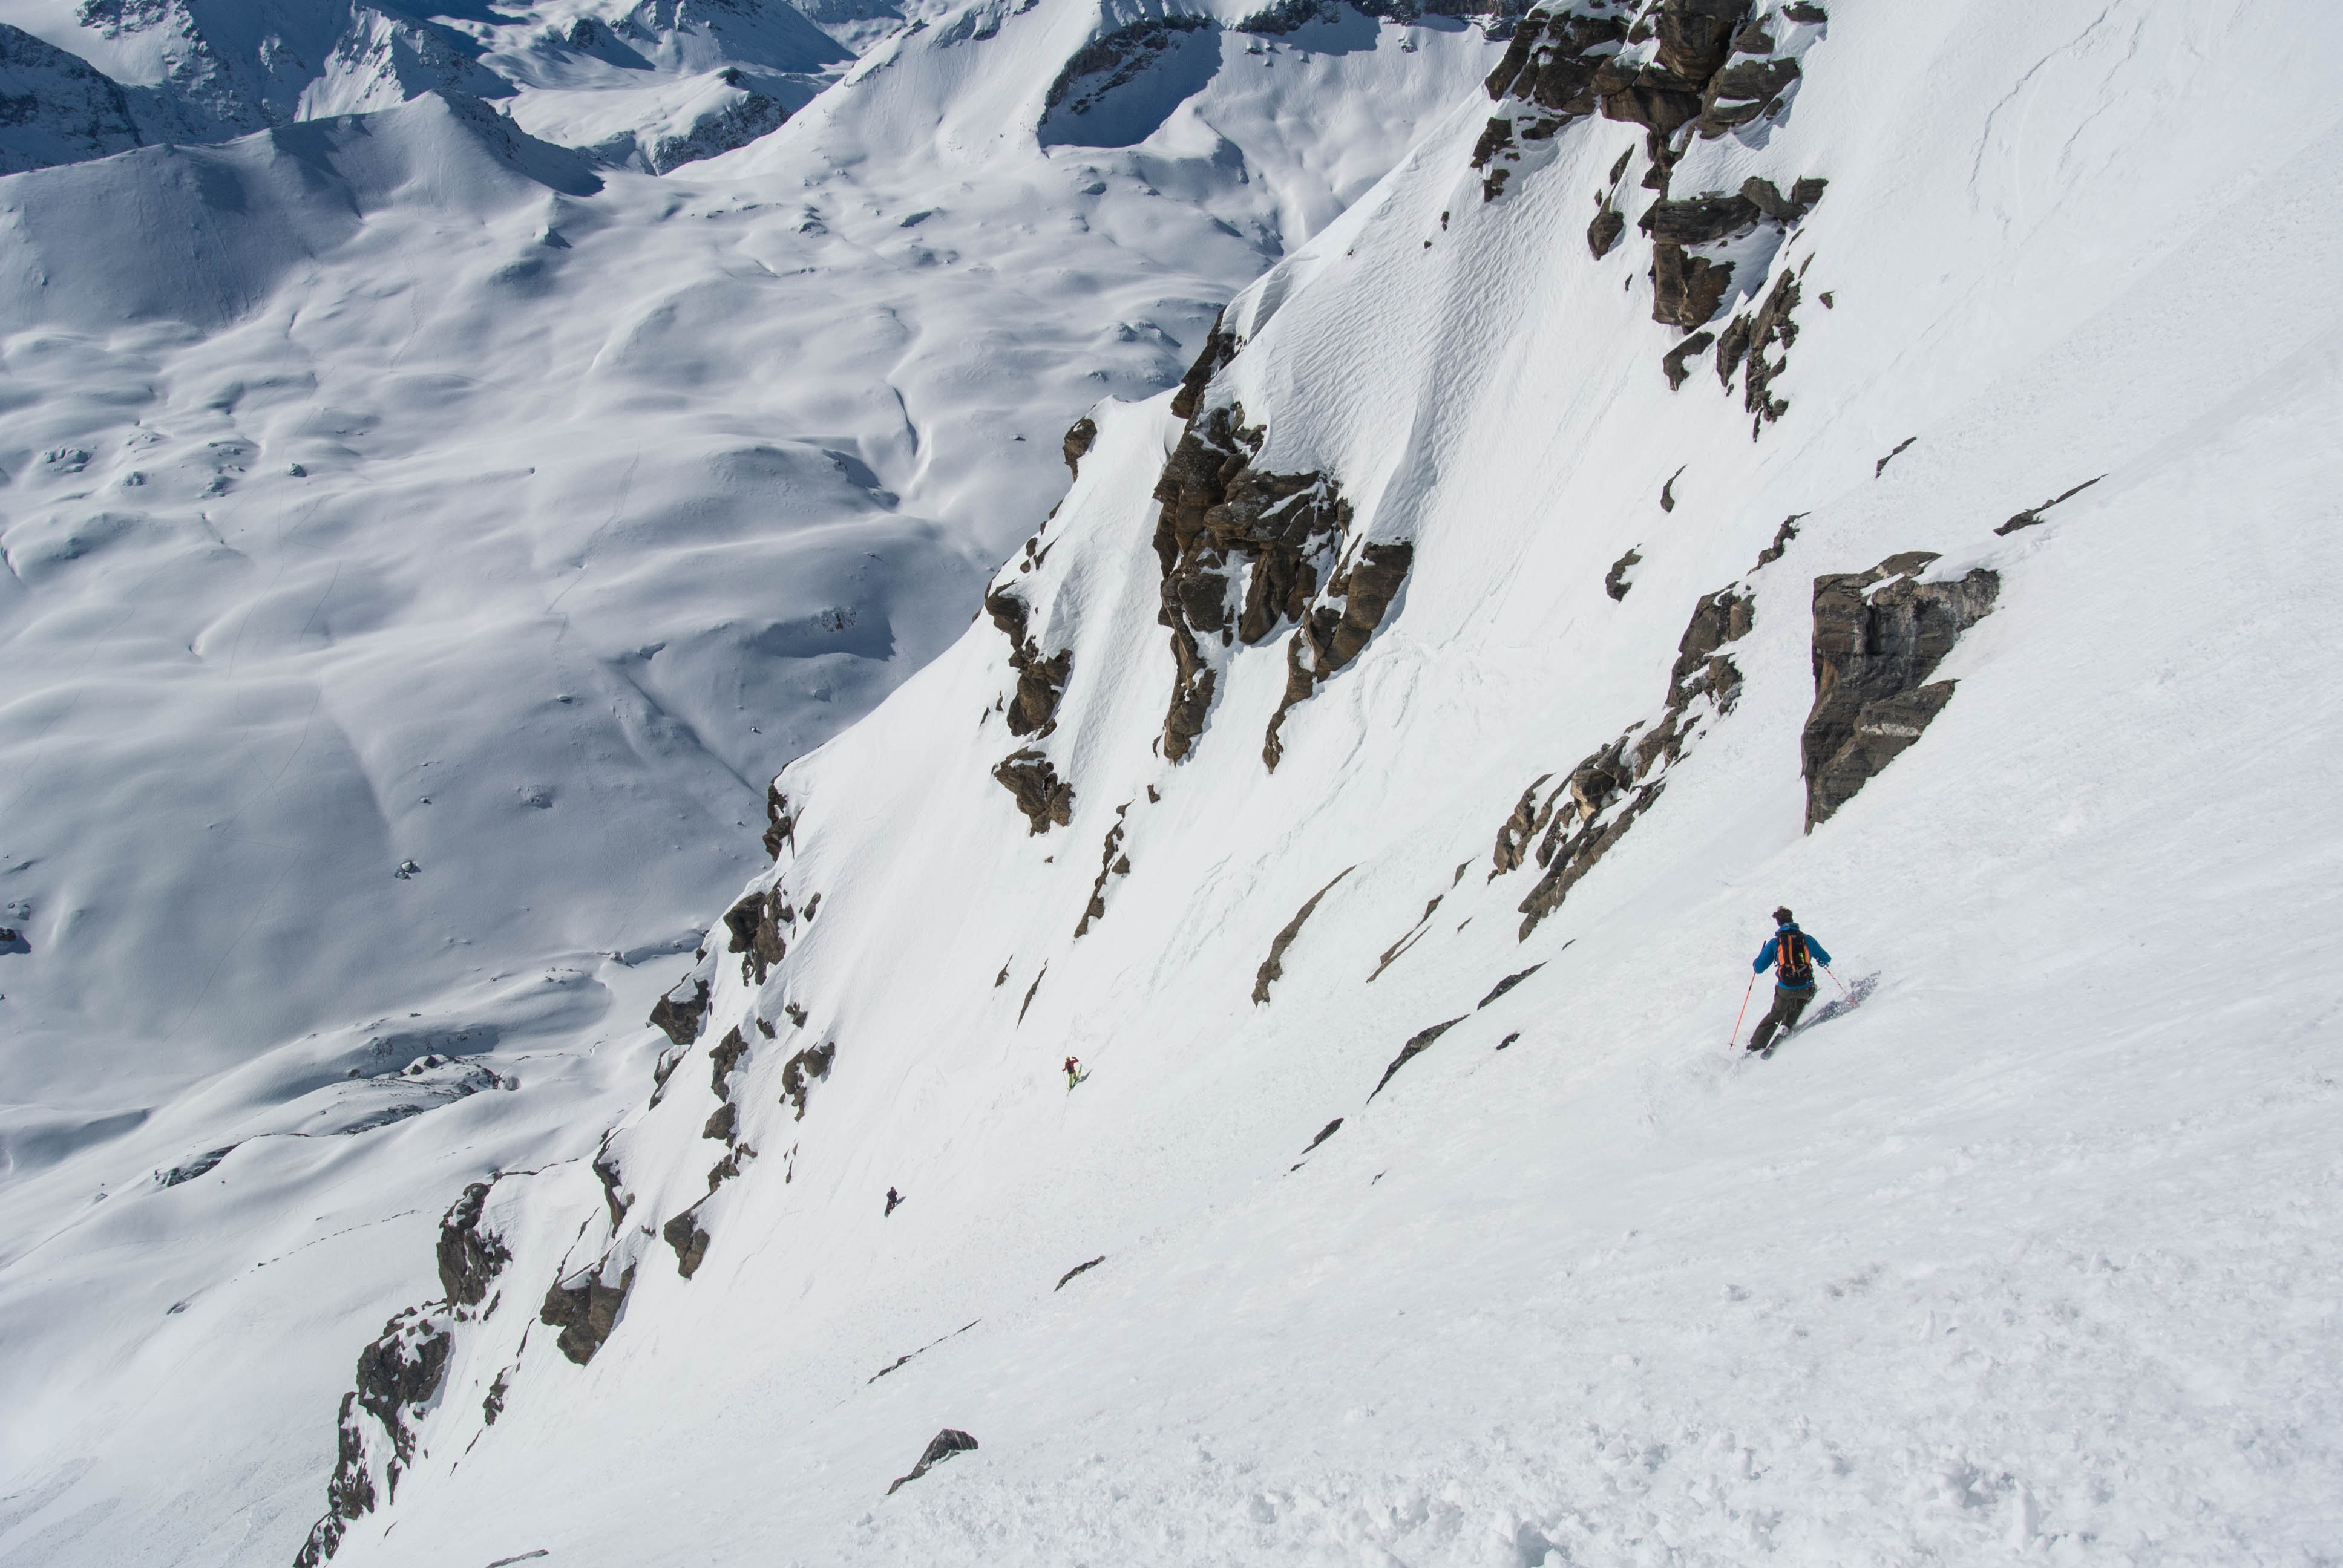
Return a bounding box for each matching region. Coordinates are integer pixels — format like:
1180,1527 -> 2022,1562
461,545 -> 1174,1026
266,2 -> 2343,1564
12,0 -> 2343,1563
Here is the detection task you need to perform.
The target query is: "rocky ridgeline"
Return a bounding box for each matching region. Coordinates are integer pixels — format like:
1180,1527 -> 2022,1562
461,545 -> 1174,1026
1472,0 -> 1828,411
295,1181 -> 512,1567
1149,324 -> 1414,773
1495,581 -> 1755,938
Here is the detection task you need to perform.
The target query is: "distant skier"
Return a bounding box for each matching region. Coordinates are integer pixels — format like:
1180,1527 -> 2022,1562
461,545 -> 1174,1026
1747,906 -> 1832,1054
1063,1056 -> 1083,1090
885,1186 -> 903,1217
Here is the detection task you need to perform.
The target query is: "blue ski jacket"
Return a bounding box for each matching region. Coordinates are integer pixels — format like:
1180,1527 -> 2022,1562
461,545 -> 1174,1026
1754,924 -> 1831,990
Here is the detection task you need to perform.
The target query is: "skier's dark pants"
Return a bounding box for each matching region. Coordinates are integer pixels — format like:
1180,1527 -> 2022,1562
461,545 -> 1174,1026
1749,985 -> 1812,1051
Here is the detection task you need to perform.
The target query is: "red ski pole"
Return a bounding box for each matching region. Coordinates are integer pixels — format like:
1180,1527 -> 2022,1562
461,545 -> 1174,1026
1823,962 -> 1850,997
1729,973 -> 1757,1047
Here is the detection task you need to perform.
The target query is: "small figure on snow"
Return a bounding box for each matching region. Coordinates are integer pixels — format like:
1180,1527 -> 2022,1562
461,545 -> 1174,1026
1747,906 -> 1832,1054
885,1186 -> 904,1217
1063,1056 -> 1083,1090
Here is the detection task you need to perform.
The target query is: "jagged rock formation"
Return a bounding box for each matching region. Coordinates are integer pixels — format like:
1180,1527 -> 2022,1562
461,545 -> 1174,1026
1476,0 -> 1827,381
299,1179 -> 514,1566
886,1428 -> 980,1494
663,1201 -> 713,1279
763,785 -> 797,858
1061,416 -> 1097,473
1491,775 -> 1556,874
1074,803 -> 1132,936
650,970 -> 712,1046
1507,583 -> 1754,936
992,748 -> 1075,833
1369,1016 -> 1466,1100
1253,866 -> 1354,1003
778,1039 -> 836,1119
985,588 -> 1072,737
723,887 -> 793,983
1150,400 -> 1354,763
0,23 -> 142,175
1262,541 -> 1413,769
435,1181 -> 510,1307
1476,964 -> 1543,1007
1995,475 -> 2104,535
1714,265 -> 1806,432
1803,553 -> 1999,829
539,1263 -> 637,1366
1605,547 -> 1641,598
1055,1256 -> 1106,1289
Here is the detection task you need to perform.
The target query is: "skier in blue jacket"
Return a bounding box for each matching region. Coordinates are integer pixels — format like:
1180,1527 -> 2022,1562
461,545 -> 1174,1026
1748,906 -> 1831,1053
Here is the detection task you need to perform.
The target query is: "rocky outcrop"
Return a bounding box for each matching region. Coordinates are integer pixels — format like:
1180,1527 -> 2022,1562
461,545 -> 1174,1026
1252,866 -> 1354,1003
709,1025 -> 750,1097
779,1040 -> 836,1119
648,972 -> 710,1047
353,1312 -> 451,1463
1803,553 -> 1998,829
539,1263 -> 636,1366
1476,964 -> 1544,1007
1490,775 -> 1555,875
293,1394 -> 375,1567
1369,1016 -> 1466,1100
1714,266 -> 1805,432
1153,403 -> 1346,757
293,1299 -> 456,1561
1994,475 -> 2104,535
1074,803 -> 1132,937
886,1429 -> 980,1495
662,1202 -> 712,1279
1510,583 -> 1755,937
762,784 -> 796,858
992,748 -> 1074,833
1262,540 -> 1412,769
434,1181 -> 510,1308
985,587 -> 1072,738
1062,416 -> 1097,474
1043,14 -> 1210,122
297,1177 -> 511,1563
1170,310 -> 1240,422
1055,1256 -> 1106,1289
722,887 -> 792,984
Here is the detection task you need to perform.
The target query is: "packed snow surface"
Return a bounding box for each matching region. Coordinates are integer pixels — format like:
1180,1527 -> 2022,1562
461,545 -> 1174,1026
8,0 -> 2343,1564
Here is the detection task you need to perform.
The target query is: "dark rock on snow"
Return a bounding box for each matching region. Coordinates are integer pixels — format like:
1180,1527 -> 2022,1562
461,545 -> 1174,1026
1605,547 -> 1642,599
434,1181 -> 511,1308
1369,1017 -> 1467,1100
1062,416 -> 1098,474
663,1203 -> 713,1279
992,748 -> 1075,833
1055,1256 -> 1107,1289
539,1264 -> 637,1365
888,1428 -> 980,1495
649,973 -> 709,1047
1803,552 -> 1999,829
1252,866 -> 1355,1003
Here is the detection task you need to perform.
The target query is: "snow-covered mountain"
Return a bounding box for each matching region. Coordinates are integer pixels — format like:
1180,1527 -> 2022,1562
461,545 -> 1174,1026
8,0 -> 2343,1564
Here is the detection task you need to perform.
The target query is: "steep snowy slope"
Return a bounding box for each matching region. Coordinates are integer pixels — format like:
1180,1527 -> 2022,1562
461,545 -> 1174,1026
0,4 -> 1506,1564
216,0 -> 2343,1563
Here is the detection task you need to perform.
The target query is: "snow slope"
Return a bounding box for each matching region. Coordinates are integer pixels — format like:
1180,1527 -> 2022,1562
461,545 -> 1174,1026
225,0 -> 2343,1563
0,2 -> 1506,1563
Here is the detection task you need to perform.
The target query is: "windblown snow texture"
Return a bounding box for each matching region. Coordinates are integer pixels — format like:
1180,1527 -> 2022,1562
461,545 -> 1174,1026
7,1 -> 2343,1566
